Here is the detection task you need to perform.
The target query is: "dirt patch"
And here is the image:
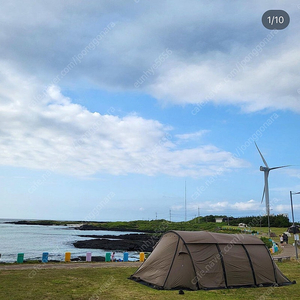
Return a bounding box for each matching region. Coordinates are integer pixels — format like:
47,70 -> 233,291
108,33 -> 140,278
0,261 -> 142,271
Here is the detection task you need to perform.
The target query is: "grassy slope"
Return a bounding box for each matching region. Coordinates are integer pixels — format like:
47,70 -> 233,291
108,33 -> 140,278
11,218 -> 291,234
13,219 -> 255,233
0,261 -> 299,300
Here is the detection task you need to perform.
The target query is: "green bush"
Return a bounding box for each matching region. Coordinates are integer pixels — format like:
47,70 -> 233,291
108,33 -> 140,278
260,236 -> 273,248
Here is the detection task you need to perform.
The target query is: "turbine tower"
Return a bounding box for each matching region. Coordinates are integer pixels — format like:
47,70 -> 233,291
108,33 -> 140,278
255,142 -> 289,237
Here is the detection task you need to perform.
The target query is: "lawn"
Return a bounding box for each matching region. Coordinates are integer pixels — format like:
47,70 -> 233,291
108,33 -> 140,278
0,261 -> 299,300
222,225 -> 292,240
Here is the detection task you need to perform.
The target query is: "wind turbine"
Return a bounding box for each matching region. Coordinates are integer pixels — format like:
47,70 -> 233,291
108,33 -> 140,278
255,142 -> 290,237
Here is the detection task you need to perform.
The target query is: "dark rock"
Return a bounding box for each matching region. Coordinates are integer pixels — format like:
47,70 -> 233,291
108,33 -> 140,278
6,220 -> 54,226
74,256 -> 105,262
73,234 -> 159,252
48,260 -> 61,263
76,224 -> 155,233
78,233 -> 158,241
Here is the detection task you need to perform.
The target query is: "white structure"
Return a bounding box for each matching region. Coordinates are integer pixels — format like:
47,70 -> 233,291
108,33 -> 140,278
255,142 -> 289,237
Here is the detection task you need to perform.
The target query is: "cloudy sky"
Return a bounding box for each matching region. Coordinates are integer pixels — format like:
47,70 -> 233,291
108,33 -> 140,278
1,1 -> 300,222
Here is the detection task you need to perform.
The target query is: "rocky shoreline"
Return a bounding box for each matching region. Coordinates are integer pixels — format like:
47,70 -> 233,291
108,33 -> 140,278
73,233 -> 159,252
7,221 -> 161,252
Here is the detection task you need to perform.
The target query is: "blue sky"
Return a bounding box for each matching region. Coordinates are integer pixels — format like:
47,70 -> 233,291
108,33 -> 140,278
1,1 -> 300,222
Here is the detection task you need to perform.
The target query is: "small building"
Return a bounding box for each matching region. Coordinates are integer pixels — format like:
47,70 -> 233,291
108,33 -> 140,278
215,217 -> 223,223
238,223 -> 247,228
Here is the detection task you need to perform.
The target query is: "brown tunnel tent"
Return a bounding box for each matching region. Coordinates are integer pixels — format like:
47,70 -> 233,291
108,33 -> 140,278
130,231 -> 294,290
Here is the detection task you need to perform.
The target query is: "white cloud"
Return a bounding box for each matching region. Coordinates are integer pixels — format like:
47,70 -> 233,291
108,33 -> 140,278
0,63 -> 248,178
183,198 -> 300,217
185,199 -> 263,213
208,202 -> 229,210
171,205 -> 184,211
274,204 -> 300,213
150,45 -> 300,113
283,168 -> 300,179
175,130 -> 210,141
231,199 -> 261,211
181,201 -> 229,212
0,1 -> 299,113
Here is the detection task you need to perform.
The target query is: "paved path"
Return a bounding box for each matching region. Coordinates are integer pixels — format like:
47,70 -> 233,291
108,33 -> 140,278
0,261 -> 142,271
273,243 -> 298,259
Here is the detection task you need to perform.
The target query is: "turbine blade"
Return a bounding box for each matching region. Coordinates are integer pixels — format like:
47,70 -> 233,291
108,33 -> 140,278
261,187 -> 265,204
255,142 -> 269,168
269,165 -> 291,170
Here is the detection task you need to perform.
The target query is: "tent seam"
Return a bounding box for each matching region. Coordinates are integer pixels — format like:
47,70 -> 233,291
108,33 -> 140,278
264,244 -> 278,284
131,231 -> 166,277
216,243 -> 228,288
241,244 -> 257,286
264,243 -> 292,285
168,230 -> 200,290
162,233 -> 180,289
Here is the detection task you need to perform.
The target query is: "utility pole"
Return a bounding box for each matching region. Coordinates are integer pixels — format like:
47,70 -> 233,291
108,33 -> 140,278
290,191 -> 300,260
156,212 -> 157,220
169,209 -> 171,222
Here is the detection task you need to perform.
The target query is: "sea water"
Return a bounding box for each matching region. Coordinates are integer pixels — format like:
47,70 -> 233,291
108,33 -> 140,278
0,219 -> 139,263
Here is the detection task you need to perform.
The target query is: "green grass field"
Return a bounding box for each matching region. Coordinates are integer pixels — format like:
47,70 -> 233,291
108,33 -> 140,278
222,225 -> 293,244
0,261 -> 299,300
2,222 -> 296,299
